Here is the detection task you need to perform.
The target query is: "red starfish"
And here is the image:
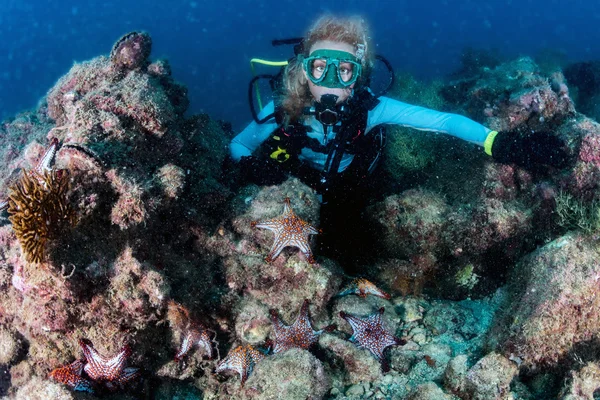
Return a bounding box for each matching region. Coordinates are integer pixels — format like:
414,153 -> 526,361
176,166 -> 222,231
48,359 -> 95,393
339,307 -> 406,372
215,344 -> 266,386
78,338 -> 140,391
270,299 -> 335,354
251,197 -> 319,264
337,278 -> 392,300
174,325 -> 214,362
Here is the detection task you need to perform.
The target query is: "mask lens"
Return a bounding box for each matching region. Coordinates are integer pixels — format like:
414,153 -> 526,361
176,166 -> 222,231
338,62 -> 355,83
309,58 -> 327,81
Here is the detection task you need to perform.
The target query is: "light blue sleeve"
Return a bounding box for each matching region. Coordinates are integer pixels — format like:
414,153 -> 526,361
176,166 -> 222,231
369,96 -> 492,146
230,101 -> 278,161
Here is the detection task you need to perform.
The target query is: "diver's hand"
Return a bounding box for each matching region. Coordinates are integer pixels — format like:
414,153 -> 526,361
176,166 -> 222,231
238,156 -> 287,186
489,130 -> 570,169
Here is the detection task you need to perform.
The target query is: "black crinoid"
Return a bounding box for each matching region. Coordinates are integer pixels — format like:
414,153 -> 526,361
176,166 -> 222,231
7,169 -> 77,263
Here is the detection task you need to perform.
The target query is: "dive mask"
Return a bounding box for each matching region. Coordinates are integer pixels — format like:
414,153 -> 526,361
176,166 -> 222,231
302,49 -> 362,88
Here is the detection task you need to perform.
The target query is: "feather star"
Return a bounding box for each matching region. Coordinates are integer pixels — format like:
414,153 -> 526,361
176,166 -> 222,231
337,278 -> 392,300
216,344 -> 266,386
78,338 -> 140,391
339,307 -> 406,372
270,299 -> 335,354
174,326 -> 214,362
48,359 -> 95,393
0,137 -> 59,212
251,197 -> 319,264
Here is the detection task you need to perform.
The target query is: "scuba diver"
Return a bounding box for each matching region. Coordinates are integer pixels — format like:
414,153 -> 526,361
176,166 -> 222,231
229,15 -> 568,267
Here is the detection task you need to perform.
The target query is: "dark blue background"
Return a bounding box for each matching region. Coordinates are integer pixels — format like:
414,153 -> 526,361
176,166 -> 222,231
1,0 -> 599,130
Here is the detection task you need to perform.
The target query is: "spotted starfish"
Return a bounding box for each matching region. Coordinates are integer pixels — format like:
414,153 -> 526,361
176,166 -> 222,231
49,359 -> 95,393
337,278 -> 391,300
251,197 -> 319,264
270,299 -> 335,354
79,338 -> 140,391
339,307 -> 406,372
174,325 -> 214,362
215,344 -> 266,386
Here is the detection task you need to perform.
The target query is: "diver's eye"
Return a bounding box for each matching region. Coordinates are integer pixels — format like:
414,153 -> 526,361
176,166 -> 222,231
339,62 -> 354,82
311,59 -> 327,79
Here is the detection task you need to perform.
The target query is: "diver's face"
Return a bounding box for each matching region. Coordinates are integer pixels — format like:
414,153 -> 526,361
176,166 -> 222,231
305,40 -> 356,104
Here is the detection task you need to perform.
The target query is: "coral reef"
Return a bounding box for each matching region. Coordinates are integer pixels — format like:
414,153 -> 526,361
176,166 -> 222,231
1,28 -> 599,399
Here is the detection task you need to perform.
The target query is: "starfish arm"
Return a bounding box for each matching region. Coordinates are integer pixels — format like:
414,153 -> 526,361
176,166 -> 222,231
79,339 -> 109,381
289,236 -> 315,262
266,233 -> 288,262
283,198 -> 292,214
115,367 -> 141,385
174,331 -> 194,361
269,310 -> 290,353
196,330 -> 214,359
340,312 -> 368,336
305,225 -> 320,235
103,344 -> 132,380
253,219 -> 284,232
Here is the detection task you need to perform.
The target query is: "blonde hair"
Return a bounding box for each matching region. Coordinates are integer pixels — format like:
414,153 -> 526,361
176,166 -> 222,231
279,15 -> 373,122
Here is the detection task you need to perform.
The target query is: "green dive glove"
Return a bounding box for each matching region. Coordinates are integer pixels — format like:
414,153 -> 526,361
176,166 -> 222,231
484,130 -> 570,169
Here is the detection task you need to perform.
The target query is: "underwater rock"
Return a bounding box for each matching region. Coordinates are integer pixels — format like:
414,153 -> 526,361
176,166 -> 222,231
241,348 -> 331,400
110,31 -> 152,71
234,298 -> 271,345
148,58 -> 172,77
491,232 -> 600,371
367,188 -> 449,260
0,326 -> 20,365
319,333 -> 382,384
558,116 -> 600,198
223,179 -> 341,317
407,382 -> 454,400
155,163 -> 185,199
463,352 -> 518,400
14,376 -> 75,400
444,354 -> 469,394
559,362 -> 600,399
444,56 -> 575,132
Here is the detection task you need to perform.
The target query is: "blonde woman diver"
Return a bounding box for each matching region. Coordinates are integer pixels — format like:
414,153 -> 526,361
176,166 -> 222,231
229,16 -> 568,265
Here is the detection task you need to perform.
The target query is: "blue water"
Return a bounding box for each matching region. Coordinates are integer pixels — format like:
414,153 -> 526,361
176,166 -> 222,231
1,0 -> 599,130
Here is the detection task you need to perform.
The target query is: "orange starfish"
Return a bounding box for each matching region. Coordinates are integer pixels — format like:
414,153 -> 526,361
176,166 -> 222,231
49,359 -> 95,393
251,197 -> 319,264
215,344 -> 266,386
174,326 -> 214,362
337,278 -> 392,300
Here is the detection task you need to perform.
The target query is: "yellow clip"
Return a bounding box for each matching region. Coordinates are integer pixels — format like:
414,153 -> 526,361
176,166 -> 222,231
270,147 -> 290,162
